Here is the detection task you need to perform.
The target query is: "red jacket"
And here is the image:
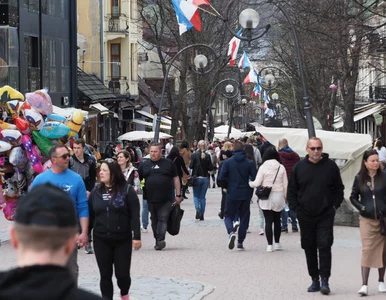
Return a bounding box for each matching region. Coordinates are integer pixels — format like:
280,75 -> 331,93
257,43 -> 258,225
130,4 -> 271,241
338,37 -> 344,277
279,148 -> 300,178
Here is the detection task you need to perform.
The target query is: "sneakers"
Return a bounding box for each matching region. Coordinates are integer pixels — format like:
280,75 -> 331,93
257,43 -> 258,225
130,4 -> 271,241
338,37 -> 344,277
358,285 -> 368,295
307,279 -> 321,292
141,226 -> 148,233
379,282 -> 386,293
266,245 -> 273,252
121,294 -> 130,300
274,243 -> 282,251
228,233 -> 236,250
281,227 -> 288,233
233,221 -> 240,233
237,243 -> 245,251
259,229 -> 264,236
154,240 -> 166,251
84,245 -> 94,254
292,227 -> 299,232
320,278 -> 330,295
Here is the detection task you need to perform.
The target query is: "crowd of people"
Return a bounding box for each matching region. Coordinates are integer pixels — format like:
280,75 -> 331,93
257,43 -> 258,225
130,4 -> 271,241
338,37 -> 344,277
4,133 -> 386,298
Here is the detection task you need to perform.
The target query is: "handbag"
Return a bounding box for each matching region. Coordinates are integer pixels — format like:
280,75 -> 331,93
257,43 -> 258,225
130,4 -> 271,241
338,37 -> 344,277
167,203 -> 184,235
255,165 -> 280,200
187,176 -> 198,186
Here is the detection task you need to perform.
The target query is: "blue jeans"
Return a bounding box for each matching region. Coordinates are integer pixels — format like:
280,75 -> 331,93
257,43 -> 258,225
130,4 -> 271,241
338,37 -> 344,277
281,209 -> 298,229
142,199 -> 149,229
193,177 -> 209,216
224,199 -> 250,245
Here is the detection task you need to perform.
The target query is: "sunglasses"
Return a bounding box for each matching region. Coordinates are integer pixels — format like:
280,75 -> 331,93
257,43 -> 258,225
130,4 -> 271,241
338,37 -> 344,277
308,147 -> 322,151
55,153 -> 70,159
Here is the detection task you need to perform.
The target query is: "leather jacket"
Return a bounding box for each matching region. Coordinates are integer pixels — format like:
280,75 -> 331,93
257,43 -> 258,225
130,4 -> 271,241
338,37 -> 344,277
350,173 -> 386,220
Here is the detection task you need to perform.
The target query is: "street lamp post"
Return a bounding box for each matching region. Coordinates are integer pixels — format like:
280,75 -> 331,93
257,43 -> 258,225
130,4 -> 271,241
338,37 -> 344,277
153,44 -> 217,142
222,0 -> 315,137
208,79 -> 239,140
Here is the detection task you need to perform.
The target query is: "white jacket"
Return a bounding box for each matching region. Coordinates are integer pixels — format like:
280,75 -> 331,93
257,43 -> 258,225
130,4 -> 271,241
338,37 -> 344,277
249,159 -> 288,211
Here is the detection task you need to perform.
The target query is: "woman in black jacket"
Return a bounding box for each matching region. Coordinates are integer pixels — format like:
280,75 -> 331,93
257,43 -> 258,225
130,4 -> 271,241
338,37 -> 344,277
167,146 -> 190,199
189,140 -> 213,220
88,158 -> 141,300
350,149 -> 386,296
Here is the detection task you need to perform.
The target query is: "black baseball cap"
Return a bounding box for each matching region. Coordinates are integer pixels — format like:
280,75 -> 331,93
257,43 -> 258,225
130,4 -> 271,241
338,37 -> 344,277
15,183 -> 77,227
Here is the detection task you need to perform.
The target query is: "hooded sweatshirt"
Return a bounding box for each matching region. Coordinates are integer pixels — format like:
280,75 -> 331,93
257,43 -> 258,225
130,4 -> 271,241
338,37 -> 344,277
0,265 -> 102,300
287,153 -> 344,217
218,149 -> 257,201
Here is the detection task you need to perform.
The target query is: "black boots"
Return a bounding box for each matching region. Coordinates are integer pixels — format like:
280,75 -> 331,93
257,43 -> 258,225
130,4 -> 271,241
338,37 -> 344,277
307,278 -> 320,292
181,185 -> 188,199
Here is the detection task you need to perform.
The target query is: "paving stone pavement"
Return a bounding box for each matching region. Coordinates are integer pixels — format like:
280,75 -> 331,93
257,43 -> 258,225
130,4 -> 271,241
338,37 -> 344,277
1,188 -> 386,299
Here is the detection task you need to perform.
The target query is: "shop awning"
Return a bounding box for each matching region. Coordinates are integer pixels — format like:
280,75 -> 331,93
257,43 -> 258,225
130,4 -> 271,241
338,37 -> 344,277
136,110 -> 172,125
131,118 -> 171,130
77,68 -> 116,102
89,103 -> 118,118
333,103 -> 385,129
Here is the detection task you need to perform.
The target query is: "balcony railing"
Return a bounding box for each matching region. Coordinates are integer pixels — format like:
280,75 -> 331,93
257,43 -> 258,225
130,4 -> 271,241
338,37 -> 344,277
106,76 -> 130,95
105,13 -> 129,33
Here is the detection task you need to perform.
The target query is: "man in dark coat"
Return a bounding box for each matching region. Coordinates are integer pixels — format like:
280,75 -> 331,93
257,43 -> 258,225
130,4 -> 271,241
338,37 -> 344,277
218,141 -> 257,251
287,137 -> 344,295
278,138 -> 300,233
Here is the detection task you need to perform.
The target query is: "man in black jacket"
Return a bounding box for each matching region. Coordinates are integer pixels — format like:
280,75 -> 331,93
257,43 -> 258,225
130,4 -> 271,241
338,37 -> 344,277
287,137 -> 344,295
0,183 -> 102,300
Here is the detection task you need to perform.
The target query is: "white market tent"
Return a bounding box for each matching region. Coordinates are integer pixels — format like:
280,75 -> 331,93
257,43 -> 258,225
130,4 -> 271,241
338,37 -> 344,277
117,131 -> 172,141
256,127 -> 372,202
214,125 -> 241,134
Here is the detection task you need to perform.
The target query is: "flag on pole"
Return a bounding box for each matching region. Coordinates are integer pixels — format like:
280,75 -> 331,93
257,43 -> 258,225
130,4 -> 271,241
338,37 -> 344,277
227,29 -> 242,67
252,83 -> 261,96
243,68 -> 258,84
237,51 -> 251,69
172,0 -> 202,35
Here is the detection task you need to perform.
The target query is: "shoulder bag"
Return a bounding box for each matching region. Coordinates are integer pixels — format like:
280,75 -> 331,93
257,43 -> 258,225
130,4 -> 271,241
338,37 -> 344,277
255,165 -> 280,200
369,180 -> 386,236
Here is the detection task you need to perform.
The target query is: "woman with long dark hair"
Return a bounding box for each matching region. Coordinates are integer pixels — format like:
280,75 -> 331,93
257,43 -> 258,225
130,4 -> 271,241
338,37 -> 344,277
249,146 -> 287,252
189,140 -> 213,220
88,159 -> 141,300
167,146 -> 190,198
350,149 -> 386,296
117,150 -> 140,193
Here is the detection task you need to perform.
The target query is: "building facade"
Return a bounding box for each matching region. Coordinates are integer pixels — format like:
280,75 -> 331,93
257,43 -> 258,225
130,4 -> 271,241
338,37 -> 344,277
0,0 -> 77,106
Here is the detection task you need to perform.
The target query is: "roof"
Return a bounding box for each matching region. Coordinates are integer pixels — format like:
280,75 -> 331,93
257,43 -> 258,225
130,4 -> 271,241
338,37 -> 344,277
77,68 -> 116,102
333,103 -> 385,129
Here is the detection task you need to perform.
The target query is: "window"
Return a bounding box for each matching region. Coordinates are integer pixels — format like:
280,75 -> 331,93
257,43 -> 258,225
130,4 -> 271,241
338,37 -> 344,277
24,35 -> 39,92
111,0 -> 119,17
23,0 -> 39,13
61,41 -> 70,92
111,44 -> 120,80
42,0 -> 55,15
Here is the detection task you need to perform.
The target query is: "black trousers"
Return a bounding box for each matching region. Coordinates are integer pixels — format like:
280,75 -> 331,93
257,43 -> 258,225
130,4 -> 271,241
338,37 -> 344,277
262,210 -> 282,245
93,235 -> 132,300
297,209 -> 335,279
148,201 -> 172,242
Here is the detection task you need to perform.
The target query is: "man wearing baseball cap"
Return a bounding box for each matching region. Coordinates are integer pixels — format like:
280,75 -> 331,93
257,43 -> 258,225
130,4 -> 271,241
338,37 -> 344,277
0,183 -> 102,299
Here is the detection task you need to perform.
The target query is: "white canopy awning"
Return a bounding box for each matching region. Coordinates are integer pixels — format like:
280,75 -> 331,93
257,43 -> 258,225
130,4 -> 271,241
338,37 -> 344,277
131,119 -> 171,130
136,110 -> 172,125
89,103 -> 118,118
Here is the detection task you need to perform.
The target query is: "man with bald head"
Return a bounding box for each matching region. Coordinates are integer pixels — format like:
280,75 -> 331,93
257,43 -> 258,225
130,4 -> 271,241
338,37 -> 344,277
278,138 -> 300,233
287,137 -> 344,295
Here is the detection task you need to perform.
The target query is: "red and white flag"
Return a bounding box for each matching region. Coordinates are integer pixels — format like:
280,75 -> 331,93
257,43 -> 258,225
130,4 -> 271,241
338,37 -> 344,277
227,29 -> 242,67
